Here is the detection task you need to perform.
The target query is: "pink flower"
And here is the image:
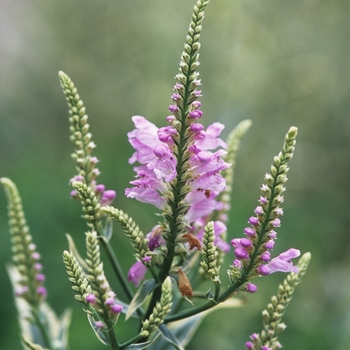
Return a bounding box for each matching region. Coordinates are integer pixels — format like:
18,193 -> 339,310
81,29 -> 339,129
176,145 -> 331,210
100,190 -> 116,206
265,248 -> 300,274
127,116 -> 162,164
193,122 -> 227,150
128,261 -> 147,287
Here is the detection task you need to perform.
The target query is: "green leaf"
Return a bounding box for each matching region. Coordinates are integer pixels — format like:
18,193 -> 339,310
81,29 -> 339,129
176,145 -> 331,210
22,336 -> 48,350
103,216 -> 114,241
87,314 -> 111,346
126,279 -> 159,320
157,325 -> 186,350
55,308 -> 72,350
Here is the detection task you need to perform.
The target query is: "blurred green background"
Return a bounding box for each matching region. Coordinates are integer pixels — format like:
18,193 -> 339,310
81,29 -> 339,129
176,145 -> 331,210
1,0 -> 349,349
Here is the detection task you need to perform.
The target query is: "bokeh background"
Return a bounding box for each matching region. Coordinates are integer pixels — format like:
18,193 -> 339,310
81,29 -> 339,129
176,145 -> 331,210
1,0 -> 349,349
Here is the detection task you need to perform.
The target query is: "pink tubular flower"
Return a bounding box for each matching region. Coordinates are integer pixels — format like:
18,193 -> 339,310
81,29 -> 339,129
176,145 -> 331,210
110,304 -> 123,314
86,293 -> 96,304
192,122 -> 227,150
265,248 -> 300,274
95,321 -> 104,329
127,116 -> 163,165
128,261 -> 147,287
245,342 -> 254,350
246,283 -> 258,293
100,190 -> 116,206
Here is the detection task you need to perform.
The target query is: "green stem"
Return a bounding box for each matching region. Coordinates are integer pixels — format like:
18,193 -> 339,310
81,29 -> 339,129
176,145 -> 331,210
98,236 -> 135,303
107,327 -> 119,350
119,334 -> 144,349
164,279 -> 240,323
143,1 -> 208,323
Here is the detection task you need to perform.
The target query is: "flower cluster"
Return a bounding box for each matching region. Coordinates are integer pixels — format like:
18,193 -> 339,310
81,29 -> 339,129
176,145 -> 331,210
125,117 -> 229,212
125,118 -> 230,231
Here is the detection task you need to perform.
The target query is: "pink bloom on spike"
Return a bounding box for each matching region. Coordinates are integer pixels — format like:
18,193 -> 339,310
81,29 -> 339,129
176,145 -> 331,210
95,321 -> 104,329
254,206 -> 264,215
86,294 -> 96,305
250,333 -> 259,341
95,184 -> 105,193
127,116 -> 162,164
271,218 -> 281,227
234,247 -> 249,259
101,190 -> 116,206
259,196 -> 268,204
265,240 -> 275,250
31,252 -> 41,260
244,227 -> 256,237
232,259 -> 242,269
128,261 -> 147,287
36,274 -> 45,282
193,122 -> 227,150
246,283 -> 258,293
168,105 -> 178,113
189,110 -> 203,119
190,123 -> 204,133
184,190 -> 221,224
105,298 -> 115,306
37,286 -> 47,298
157,126 -> 177,144
245,342 -> 254,350
258,264 -> 270,275
110,304 -> 123,314
248,216 -> 259,226
265,248 -> 300,273
149,144 -> 177,182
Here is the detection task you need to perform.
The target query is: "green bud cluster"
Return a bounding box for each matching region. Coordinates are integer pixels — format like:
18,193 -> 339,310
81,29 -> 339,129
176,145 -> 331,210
200,221 -> 221,284
59,71 -> 98,185
72,181 -> 101,230
102,206 -> 148,260
141,277 -> 173,336
1,178 -> 44,306
62,250 -> 92,305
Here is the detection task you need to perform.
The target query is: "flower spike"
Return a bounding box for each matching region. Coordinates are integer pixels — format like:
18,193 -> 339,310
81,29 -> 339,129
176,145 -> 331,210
140,276 -> 173,337
62,250 -> 92,305
72,181 -> 101,230
85,231 -> 122,323
102,206 -> 148,261
245,252 -> 311,350
229,126 -> 298,288
59,71 -> 116,206
1,178 -> 47,306
59,71 -> 98,185
200,221 -> 221,284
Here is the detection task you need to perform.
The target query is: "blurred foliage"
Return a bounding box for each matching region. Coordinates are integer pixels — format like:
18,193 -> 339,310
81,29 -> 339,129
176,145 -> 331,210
1,0 -> 349,349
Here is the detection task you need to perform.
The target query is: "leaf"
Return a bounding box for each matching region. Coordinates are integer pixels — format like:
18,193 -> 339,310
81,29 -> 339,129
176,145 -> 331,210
103,216 -> 114,241
124,333 -> 161,349
126,279 -> 159,320
87,314 -> 110,346
65,233 -> 89,272
22,336 -> 48,350
150,316 -> 202,350
157,325 -> 185,350
150,298 -> 244,350
55,308 -> 72,350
